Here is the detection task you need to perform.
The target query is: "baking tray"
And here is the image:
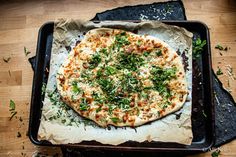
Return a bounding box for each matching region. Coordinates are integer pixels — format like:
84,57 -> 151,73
28,21 -> 214,153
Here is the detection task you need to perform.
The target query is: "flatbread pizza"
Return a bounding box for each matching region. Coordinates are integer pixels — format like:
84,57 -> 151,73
56,28 -> 188,127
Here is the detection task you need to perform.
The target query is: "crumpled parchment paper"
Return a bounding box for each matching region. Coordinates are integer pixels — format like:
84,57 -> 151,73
38,19 -> 193,145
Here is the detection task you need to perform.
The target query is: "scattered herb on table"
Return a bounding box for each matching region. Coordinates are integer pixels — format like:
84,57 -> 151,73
216,66 -> 223,75
192,38 -> 206,59
215,44 -> 228,51
24,46 -> 31,56
215,44 -> 224,50
17,131 -> 22,138
10,99 -> 15,110
19,116 -> 23,122
9,99 -> 17,120
211,149 -> 221,157
3,57 -> 11,63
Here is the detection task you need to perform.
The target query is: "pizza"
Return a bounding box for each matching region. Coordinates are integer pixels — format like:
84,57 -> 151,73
56,28 -> 188,127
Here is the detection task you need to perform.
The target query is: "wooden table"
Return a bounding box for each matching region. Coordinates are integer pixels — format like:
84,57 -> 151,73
0,0 -> 235,156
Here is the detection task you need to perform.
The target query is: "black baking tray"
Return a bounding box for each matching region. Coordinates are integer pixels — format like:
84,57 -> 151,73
28,21 -> 215,153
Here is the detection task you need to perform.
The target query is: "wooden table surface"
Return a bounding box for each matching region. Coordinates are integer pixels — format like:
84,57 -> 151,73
0,0 -> 236,156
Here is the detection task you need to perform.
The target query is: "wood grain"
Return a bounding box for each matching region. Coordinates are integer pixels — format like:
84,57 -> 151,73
0,0 -> 235,156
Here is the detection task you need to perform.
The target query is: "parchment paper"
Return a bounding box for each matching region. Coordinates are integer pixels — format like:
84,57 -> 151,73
38,19 -> 193,145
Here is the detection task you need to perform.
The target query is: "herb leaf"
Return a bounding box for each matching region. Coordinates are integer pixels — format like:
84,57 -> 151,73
89,53 -> 101,69
110,117 -> 119,123
71,81 -> 81,94
215,44 -> 224,51
117,52 -> 144,71
79,98 -> 89,111
115,32 -> 130,49
193,38 -> 206,59
105,66 -> 117,75
3,57 -> 11,63
150,66 -> 176,97
211,149 -> 221,157
216,66 -> 223,75
24,47 -> 31,56
9,100 -> 16,111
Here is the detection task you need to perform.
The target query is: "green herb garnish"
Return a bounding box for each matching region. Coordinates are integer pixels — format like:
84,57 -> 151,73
193,38 -> 206,59
24,47 -> 31,56
117,52 -> 144,71
150,66 -> 177,98
9,100 -> 16,111
118,98 -> 130,110
110,117 -> 120,123
105,66 -> 117,75
114,32 -> 130,50
79,98 -> 89,111
215,44 -> 224,51
89,53 -> 101,69
100,48 -> 108,56
216,66 -> 223,75
211,149 -> 221,157
143,51 -> 150,57
155,50 -> 162,56
9,100 -> 17,120
71,81 -> 81,94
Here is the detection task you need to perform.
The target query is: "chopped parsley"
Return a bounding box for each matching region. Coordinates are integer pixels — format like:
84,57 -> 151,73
215,44 -> 224,51
100,48 -> 108,56
92,92 -> 105,104
117,52 -> 144,71
96,107 -> 102,113
143,51 -> 150,57
24,46 -> 31,56
118,98 -> 130,110
150,66 -> 177,98
10,100 -> 16,111
216,66 -> 223,75
193,38 -> 206,59
71,81 -> 81,94
9,100 -> 17,120
211,149 -> 221,157
89,53 -> 101,69
114,32 -> 130,49
121,72 -> 140,93
110,117 -> 120,123
105,66 -> 117,75
97,78 -> 115,94
156,49 -> 162,56
79,98 -> 89,111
